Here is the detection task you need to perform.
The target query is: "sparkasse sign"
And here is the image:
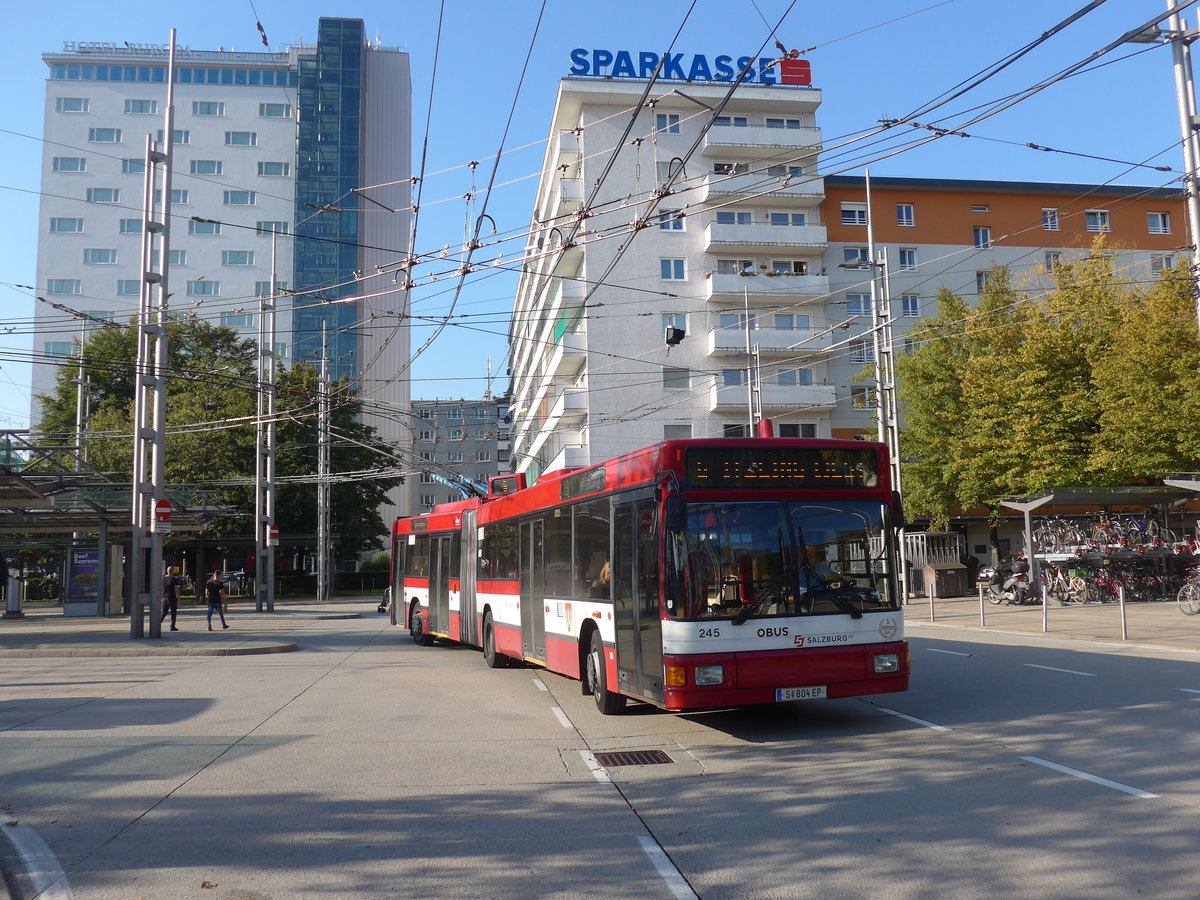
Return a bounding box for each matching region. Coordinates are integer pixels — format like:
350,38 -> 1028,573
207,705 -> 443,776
568,49 -> 811,86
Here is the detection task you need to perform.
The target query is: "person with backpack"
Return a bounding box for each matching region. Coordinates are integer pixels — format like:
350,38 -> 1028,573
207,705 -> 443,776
205,572 -> 229,632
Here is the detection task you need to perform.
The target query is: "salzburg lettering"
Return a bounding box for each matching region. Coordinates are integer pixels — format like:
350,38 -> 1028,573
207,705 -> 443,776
568,49 -> 811,86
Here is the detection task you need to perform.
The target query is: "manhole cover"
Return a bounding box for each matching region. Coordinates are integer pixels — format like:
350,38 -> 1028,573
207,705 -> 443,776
593,750 -> 673,767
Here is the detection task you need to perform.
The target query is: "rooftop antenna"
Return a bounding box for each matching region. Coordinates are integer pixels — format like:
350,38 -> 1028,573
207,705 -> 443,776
484,357 -> 494,400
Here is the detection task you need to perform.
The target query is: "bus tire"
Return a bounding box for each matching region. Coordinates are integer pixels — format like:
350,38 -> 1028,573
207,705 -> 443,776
586,630 -> 626,715
483,611 -> 508,668
409,603 -> 434,646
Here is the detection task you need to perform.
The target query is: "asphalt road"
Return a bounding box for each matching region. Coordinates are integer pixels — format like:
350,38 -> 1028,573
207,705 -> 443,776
2,605 -> 1199,899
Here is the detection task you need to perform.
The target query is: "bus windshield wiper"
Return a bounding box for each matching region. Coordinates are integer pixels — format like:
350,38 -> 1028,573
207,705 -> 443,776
731,568 -> 788,626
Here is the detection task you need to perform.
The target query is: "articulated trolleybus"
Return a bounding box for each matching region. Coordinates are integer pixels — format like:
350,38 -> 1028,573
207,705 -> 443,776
391,437 -> 909,715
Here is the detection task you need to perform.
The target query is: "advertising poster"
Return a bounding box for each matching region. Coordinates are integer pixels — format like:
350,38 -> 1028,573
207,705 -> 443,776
67,547 -> 101,601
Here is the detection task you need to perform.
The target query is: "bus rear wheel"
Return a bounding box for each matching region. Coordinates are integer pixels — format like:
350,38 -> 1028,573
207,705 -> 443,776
409,604 -> 434,646
483,611 -> 508,668
586,631 -> 626,715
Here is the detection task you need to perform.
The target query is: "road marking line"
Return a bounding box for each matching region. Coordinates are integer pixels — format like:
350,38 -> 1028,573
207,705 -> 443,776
875,705 -> 949,732
550,706 -> 572,729
578,749 -> 611,783
928,648 -> 972,656
1021,756 -> 1159,798
532,678 -> 548,692
638,835 -> 699,900
1180,689 -> 1200,695
1025,664 -> 1095,676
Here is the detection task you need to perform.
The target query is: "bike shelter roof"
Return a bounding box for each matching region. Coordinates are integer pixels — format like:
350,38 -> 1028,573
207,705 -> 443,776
999,485 -> 1195,513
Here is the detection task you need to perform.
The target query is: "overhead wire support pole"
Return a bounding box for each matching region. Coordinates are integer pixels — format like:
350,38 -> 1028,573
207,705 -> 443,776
255,231 -> 279,612
1165,2 -> 1200,339
317,323 -> 331,604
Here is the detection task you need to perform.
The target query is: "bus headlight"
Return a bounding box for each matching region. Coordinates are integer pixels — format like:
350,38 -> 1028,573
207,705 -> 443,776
873,653 -> 900,674
665,665 -> 687,687
694,665 -> 724,685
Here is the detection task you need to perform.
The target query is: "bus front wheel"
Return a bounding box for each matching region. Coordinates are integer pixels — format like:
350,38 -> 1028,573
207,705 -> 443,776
483,611 -> 508,668
409,604 -> 434,646
586,631 -> 626,715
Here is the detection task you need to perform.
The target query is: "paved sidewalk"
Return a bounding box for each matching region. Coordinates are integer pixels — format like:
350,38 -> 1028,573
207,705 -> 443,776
909,592 -> 1200,654
0,599 -> 373,658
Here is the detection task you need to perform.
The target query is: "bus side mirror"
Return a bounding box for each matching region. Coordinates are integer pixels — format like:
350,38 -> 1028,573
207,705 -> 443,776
666,496 -> 686,532
892,491 -> 906,529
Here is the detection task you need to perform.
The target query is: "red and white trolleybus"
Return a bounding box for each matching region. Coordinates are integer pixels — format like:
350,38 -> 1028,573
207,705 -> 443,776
390,437 -> 909,714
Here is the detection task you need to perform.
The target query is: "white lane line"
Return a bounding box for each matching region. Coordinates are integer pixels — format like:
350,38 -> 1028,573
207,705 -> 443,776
0,823 -> 73,899
875,705 -> 950,732
928,648 -> 972,657
550,706 -> 573,729
637,835 -> 699,900
579,749 -> 611,783
1180,688 -> 1200,695
1021,756 -> 1160,799
532,678 -> 548,692
1025,663 -> 1096,676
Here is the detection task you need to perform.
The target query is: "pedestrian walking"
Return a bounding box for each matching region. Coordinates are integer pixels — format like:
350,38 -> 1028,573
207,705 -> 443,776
161,566 -> 181,631
205,572 -> 229,631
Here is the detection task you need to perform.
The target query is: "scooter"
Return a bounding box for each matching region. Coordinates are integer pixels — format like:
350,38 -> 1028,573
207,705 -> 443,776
986,558 -> 1033,605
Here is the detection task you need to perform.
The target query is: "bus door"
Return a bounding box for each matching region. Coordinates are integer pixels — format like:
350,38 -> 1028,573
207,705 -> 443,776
428,534 -> 455,636
612,498 -> 664,704
459,509 -> 479,645
520,519 -> 546,662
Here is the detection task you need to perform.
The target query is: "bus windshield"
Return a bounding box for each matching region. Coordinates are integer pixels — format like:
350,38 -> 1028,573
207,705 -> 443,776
666,500 -> 899,621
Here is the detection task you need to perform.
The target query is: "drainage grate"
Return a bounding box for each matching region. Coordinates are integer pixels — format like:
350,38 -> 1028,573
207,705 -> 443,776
594,749 -> 673,767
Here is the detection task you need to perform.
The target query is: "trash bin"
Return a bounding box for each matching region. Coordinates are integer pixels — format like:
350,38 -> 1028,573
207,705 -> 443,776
923,562 -> 968,599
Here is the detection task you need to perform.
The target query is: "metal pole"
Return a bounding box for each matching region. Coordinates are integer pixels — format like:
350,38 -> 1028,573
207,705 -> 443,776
1118,583 -> 1128,641
255,233 -> 278,613
1041,581 -> 1049,633
743,287 -> 754,433
317,323 -> 331,603
863,171 -> 885,444
978,583 -> 986,626
1167,4 -> 1200,337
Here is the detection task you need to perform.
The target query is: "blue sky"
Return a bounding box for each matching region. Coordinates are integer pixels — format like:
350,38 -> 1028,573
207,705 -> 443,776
0,0 -> 1188,428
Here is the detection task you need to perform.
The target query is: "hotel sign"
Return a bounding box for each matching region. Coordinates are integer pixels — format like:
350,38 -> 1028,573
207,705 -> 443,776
63,41 -> 194,57
568,49 -> 811,86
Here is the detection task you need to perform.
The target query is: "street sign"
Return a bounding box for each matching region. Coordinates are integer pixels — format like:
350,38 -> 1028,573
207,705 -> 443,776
152,499 -> 172,533
268,525 -> 279,547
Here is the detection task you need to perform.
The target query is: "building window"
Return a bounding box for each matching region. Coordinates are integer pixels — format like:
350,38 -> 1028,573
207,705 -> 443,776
49,218 -> 84,233
722,368 -> 746,386
1045,251 -> 1061,269
973,226 -> 991,249
193,101 -> 226,116
257,161 -> 290,177
715,211 -> 752,226
662,367 -> 690,390
777,367 -> 813,386
716,258 -> 753,275
417,409 -> 432,419
55,97 -> 89,112
151,249 -> 185,266
475,451 -> 493,463
119,218 -> 142,234
256,221 -> 289,235
773,313 -> 810,330
47,279 -> 82,294
664,424 -> 692,440
713,115 -> 749,127
976,271 -> 991,294
447,409 -> 462,420
154,189 -> 188,205
896,204 -> 915,227
449,429 -> 463,440
1151,254 -> 1175,274
259,103 -> 291,118
420,473 -> 435,485
191,160 -> 223,175
417,429 -> 433,441
765,117 -> 805,129
769,212 -> 806,226
1086,210 -> 1110,233
221,250 -> 254,266
719,312 -> 750,331
851,387 -> 877,408
223,190 -> 256,206
189,220 -> 221,235
52,157 -> 86,173
713,161 -> 750,175
1147,212 -> 1171,235
225,131 -> 258,147
254,281 -> 287,296
656,159 -> 685,181
117,280 -> 139,296
156,129 -> 190,145
724,424 -> 748,438
841,202 -> 867,226
778,423 -> 817,437
770,260 -> 807,274
764,164 -> 803,177
124,99 -> 157,115
660,258 -> 686,280
843,246 -> 869,265
86,188 -> 119,203
45,342 -> 75,358
119,158 -> 146,174
186,281 -> 219,296
898,248 -> 917,271
658,209 -> 685,231
901,294 -> 920,317
445,451 -> 462,463
971,204 -> 990,213
1042,208 -> 1059,231
83,248 -> 117,265
662,313 -> 687,331
846,294 -> 870,316
655,113 -> 680,134
474,408 -> 489,421
849,340 -> 874,363
419,494 -> 435,507
220,312 -> 254,327
88,128 -> 121,143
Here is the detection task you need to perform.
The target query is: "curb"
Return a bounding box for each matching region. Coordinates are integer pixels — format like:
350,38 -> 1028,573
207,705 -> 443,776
0,642 -> 300,659
0,822 -> 72,899
909,620 -> 1200,655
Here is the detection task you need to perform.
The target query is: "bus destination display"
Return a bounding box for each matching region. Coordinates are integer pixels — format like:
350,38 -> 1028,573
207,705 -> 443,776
687,447 -> 879,489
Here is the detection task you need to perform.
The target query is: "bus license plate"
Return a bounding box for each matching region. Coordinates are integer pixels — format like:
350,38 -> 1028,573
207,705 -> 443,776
776,686 -> 827,701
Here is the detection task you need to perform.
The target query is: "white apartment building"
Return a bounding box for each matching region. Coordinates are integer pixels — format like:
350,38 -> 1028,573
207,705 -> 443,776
34,18 -> 416,522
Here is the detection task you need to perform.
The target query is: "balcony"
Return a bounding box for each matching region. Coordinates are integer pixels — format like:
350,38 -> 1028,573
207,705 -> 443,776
705,272 -> 829,301
551,388 -> 587,425
710,383 -> 836,412
550,330 -> 586,377
702,124 -> 821,159
702,173 -> 824,205
559,178 -> 583,212
557,131 -> 580,167
545,443 -> 588,473
705,222 -> 827,254
708,326 -> 832,357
